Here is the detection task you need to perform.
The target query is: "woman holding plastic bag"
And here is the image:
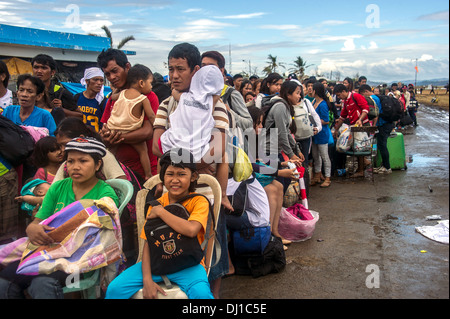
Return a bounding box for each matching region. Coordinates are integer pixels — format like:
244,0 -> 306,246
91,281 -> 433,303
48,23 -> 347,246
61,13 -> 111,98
0,137 -> 119,299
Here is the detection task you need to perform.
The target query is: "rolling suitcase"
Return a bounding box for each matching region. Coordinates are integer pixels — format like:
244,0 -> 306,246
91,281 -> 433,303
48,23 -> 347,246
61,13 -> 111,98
376,132 -> 407,170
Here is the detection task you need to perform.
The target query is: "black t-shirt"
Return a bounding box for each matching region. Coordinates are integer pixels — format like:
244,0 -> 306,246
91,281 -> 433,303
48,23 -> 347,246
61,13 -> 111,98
48,83 -> 77,111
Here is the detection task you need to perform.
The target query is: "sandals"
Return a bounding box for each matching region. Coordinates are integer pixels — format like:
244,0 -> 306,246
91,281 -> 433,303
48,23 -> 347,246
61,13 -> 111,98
320,178 -> 331,188
310,173 -> 321,186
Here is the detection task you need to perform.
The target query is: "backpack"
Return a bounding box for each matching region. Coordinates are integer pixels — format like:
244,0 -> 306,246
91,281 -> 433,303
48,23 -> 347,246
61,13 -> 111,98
352,94 -> 379,120
260,95 -> 288,128
143,193 -> 215,276
377,95 -> 403,122
0,115 -> 35,167
293,100 -> 314,140
231,235 -> 286,278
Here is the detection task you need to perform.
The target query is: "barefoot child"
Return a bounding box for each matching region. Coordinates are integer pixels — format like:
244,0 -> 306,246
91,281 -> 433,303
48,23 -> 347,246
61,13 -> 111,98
106,64 -> 156,180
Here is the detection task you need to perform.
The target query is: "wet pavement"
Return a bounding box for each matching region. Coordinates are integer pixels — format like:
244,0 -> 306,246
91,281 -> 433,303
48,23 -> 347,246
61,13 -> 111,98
221,104 -> 449,299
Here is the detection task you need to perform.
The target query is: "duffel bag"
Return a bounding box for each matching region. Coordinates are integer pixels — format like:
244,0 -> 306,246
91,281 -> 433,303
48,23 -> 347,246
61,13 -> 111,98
232,226 -> 271,255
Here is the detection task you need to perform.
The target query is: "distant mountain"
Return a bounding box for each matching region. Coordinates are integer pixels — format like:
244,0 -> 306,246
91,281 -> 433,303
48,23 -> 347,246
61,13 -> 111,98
368,78 -> 449,87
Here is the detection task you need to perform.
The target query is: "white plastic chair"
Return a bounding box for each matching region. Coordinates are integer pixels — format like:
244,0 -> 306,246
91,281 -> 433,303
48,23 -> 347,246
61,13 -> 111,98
132,174 -> 222,299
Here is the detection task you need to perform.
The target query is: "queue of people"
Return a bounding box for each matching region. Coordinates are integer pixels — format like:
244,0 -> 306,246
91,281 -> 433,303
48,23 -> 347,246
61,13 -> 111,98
0,44 -> 416,299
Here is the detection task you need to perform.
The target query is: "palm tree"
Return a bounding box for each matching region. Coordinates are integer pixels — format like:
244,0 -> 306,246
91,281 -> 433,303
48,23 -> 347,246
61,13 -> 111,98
89,25 -> 135,49
263,54 -> 286,75
290,56 -> 314,80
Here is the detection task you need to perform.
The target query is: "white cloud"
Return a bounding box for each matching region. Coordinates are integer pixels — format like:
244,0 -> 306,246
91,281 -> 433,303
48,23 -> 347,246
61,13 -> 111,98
78,20 -> 113,34
184,8 -> 202,13
143,19 -> 235,43
219,12 -> 266,19
185,19 -> 234,28
417,10 -> 449,21
369,41 -> 378,49
308,49 -> 323,54
315,43 -> 449,82
341,38 -> 356,51
419,54 -> 433,61
259,25 -> 299,30
320,20 -> 351,26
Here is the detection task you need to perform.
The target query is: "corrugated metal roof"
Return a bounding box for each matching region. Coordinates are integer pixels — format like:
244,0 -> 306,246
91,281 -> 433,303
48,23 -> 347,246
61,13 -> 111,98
0,24 -> 136,55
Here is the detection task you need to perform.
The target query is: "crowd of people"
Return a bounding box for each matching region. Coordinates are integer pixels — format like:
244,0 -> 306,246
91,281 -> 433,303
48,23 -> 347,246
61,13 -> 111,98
0,43 -> 419,299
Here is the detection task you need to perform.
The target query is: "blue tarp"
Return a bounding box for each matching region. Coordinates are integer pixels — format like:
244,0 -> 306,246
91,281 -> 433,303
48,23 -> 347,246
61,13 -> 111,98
61,82 -> 112,97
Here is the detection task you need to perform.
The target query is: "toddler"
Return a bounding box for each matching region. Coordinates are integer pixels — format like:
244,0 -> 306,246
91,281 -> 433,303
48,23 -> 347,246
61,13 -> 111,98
106,64 -> 156,180
15,179 -> 51,217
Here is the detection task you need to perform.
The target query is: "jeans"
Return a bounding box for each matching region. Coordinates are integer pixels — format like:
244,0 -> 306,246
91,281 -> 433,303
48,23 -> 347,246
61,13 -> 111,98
377,122 -> 396,170
105,262 -> 213,299
0,261 -> 65,299
408,108 -> 417,126
311,143 -> 331,177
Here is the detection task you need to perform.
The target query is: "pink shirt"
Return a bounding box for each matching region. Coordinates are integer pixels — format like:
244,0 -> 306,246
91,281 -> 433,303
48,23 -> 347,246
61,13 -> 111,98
34,167 -> 55,184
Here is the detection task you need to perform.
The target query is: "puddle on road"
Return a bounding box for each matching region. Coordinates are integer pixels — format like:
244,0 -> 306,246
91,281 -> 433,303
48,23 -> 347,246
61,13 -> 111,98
377,196 -> 396,203
406,154 -> 444,168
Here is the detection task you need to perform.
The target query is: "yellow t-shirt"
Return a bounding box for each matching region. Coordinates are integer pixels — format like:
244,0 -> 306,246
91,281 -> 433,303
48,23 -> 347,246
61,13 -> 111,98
140,192 -> 210,247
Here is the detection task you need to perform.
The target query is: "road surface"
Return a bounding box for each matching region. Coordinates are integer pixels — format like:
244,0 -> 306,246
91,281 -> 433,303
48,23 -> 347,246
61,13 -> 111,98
221,104 -> 449,299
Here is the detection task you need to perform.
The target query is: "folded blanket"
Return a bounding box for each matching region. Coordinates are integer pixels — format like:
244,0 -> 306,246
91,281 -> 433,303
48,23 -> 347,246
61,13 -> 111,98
0,197 -> 123,276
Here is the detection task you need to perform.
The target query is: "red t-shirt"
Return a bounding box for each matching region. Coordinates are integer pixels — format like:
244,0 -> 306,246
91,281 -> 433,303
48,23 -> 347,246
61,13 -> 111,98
339,92 -> 370,125
101,91 -> 159,179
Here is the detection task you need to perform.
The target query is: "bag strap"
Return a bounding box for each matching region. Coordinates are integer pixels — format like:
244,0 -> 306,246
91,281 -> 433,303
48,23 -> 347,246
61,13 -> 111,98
145,191 -> 221,270
161,275 -> 173,289
177,193 -> 221,270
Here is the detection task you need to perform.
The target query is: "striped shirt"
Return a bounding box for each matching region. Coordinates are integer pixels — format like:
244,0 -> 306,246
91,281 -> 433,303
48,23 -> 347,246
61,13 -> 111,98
154,96 -> 229,133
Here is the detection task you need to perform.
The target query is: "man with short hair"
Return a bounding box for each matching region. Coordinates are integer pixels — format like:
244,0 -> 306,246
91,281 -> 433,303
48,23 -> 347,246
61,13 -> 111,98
249,75 -> 259,84
31,54 -> 80,118
333,84 -> 370,177
152,42 -> 232,299
304,78 -> 316,102
232,74 -> 243,91
201,51 -> 253,130
388,83 -> 398,97
97,48 -> 159,178
358,76 -> 367,87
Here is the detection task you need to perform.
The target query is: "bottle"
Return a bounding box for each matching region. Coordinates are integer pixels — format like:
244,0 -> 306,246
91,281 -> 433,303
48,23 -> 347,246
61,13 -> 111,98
372,142 -> 378,158
287,162 -> 299,177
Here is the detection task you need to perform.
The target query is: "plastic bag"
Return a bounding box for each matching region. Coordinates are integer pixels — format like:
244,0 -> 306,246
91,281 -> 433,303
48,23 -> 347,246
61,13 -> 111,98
336,124 -> 352,153
233,146 -> 253,182
353,131 -> 371,152
278,207 -> 319,242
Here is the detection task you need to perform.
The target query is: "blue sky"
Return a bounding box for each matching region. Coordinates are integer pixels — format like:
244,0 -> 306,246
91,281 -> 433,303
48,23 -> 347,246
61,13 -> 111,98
1,0 -> 448,82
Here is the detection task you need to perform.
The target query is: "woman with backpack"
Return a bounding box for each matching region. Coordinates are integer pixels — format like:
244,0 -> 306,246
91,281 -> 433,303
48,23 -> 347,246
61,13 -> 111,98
262,80 -> 304,194
254,73 -> 283,109
291,80 -> 321,192
310,82 -> 332,188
